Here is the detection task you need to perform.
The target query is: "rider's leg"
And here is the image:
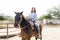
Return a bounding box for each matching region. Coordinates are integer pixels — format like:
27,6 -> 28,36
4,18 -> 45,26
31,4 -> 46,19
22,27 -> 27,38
33,21 -> 39,33
33,21 -> 41,38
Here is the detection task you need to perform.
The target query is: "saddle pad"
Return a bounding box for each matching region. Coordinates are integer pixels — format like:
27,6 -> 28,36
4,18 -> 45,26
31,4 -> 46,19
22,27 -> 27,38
29,21 -> 34,26
35,22 -> 39,27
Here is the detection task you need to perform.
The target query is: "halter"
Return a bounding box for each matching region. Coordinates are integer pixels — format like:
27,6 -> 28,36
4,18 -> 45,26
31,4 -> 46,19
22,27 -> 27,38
16,21 -> 29,29
20,25 -> 29,29
17,22 -> 29,29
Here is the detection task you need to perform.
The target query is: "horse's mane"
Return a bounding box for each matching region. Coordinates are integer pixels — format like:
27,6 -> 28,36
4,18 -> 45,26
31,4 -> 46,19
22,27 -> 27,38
20,15 -> 31,34
20,15 -> 31,28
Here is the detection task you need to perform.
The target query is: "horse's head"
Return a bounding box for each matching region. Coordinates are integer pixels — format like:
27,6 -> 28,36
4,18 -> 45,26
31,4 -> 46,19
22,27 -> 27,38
14,11 -> 23,28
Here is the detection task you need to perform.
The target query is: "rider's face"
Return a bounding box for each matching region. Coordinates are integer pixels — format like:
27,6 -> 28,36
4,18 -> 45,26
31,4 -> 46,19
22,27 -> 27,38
32,8 -> 35,12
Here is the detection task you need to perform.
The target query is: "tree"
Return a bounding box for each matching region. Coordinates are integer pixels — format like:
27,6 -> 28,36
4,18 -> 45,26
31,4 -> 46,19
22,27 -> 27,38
0,16 -> 5,20
0,13 -> 13,21
40,14 -> 52,20
47,5 -> 60,19
0,16 -> 13,21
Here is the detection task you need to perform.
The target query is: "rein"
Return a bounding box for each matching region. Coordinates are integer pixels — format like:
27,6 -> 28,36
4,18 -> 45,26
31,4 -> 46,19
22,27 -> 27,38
19,17 -> 30,29
19,24 -> 29,29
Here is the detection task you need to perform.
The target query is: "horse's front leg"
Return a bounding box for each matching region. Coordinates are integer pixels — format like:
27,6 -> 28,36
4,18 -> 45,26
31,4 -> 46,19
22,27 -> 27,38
22,38 -> 30,40
22,37 -> 25,40
35,37 -> 37,40
25,38 -> 30,40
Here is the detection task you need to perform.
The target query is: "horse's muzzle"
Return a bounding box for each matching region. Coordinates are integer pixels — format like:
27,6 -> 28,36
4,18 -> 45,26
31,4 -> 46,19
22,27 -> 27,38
14,23 -> 19,28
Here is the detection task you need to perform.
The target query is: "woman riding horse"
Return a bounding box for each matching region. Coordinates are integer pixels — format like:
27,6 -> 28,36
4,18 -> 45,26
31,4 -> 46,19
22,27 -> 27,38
14,11 -> 42,40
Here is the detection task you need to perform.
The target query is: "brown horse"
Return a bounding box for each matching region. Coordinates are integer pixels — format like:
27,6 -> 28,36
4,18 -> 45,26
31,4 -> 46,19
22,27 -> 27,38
14,11 -> 42,40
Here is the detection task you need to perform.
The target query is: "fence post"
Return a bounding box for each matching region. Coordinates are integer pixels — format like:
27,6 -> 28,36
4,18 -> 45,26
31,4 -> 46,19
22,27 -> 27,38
7,23 -> 8,38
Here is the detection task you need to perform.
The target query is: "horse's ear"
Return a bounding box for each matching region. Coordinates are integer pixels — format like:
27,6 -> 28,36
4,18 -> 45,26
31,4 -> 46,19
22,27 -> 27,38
20,11 -> 23,15
15,12 -> 17,14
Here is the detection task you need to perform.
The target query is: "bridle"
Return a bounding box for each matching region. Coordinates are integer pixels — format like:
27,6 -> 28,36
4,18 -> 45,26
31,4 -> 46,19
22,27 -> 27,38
16,21 -> 29,29
15,15 -> 29,29
20,25 -> 29,29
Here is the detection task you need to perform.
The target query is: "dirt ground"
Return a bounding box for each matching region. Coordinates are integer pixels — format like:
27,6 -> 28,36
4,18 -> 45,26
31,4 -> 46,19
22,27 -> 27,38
0,36 -> 39,40
0,25 -> 60,40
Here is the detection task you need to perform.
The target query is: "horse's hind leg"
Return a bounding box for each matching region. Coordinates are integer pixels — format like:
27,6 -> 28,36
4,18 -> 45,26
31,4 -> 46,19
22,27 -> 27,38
40,25 -> 42,40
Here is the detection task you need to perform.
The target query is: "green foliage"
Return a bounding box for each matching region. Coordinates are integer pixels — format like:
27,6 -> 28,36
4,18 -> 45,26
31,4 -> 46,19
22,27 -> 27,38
25,16 -> 29,19
40,14 -> 52,20
0,16 -> 13,21
40,15 -> 47,19
8,16 -> 14,21
47,5 -> 60,19
40,5 -> 60,20
0,16 -> 5,20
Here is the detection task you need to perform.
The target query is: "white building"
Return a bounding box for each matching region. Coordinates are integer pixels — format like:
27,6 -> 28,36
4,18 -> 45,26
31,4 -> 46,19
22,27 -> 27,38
43,19 -> 60,24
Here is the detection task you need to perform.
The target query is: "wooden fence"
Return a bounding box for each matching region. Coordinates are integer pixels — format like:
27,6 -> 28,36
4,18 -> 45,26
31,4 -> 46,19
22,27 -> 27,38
0,22 -> 14,38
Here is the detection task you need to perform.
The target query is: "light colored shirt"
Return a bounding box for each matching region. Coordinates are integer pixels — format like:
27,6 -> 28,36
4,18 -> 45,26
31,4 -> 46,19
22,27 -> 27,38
29,13 -> 37,21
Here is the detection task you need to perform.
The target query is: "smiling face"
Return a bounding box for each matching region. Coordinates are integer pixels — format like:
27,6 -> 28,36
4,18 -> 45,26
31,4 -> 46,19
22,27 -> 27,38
14,12 -> 23,28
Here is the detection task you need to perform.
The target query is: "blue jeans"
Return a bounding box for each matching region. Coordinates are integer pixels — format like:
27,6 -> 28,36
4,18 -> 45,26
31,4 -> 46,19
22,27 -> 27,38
33,21 -> 39,33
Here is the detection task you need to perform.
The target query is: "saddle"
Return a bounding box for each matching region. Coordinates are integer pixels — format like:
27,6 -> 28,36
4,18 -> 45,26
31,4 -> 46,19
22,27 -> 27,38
29,21 -> 39,30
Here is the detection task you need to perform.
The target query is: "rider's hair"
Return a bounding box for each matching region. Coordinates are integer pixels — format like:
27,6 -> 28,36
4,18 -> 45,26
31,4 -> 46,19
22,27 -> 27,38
31,7 -> 36,13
